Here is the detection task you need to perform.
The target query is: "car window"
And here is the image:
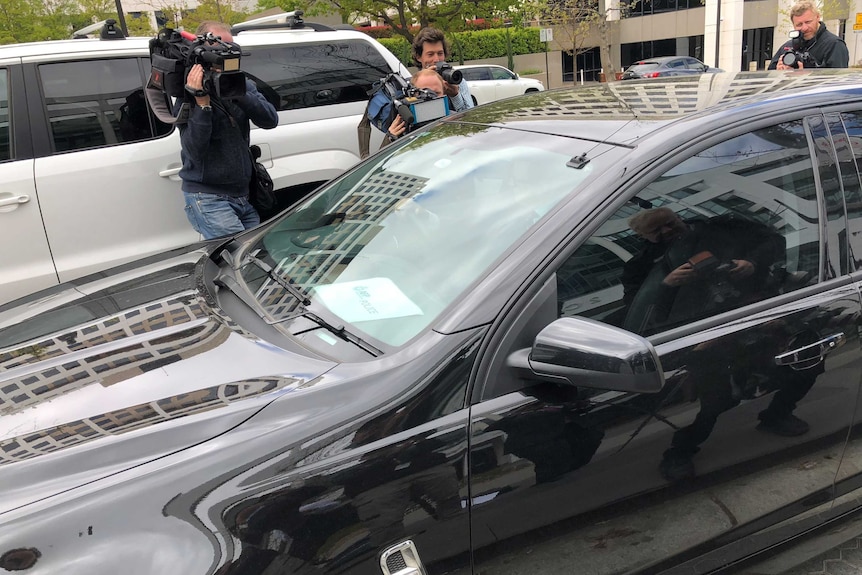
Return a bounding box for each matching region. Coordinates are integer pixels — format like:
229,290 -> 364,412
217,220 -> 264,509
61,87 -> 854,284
39,58 -> 171,153
490,67 -> 515,80
668,59 -> 685,68
0,68 -> 9,161
835,111 -> 862,272
461,67 -> 491,81
557,120 -> 820,336
626,62 -> 660,73
241,40 -> 391,111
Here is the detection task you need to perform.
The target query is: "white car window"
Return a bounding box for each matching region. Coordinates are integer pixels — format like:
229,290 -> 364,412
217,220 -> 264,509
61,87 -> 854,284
490,67 -> 515,80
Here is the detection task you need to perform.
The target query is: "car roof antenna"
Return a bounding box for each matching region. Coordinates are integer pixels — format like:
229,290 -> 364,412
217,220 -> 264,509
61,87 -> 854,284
566,153 -> 590,169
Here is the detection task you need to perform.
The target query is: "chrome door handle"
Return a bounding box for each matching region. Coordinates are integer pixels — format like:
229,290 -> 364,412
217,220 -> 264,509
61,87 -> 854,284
775,333 -> 846,369
0,194 -> 30,208
159,167 -> 182,177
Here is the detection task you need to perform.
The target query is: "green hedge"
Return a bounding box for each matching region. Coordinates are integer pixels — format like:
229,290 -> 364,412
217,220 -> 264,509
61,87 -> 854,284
378,28 -> 543,68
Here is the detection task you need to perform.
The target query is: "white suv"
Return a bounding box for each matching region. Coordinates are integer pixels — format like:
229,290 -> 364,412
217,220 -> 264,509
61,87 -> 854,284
0,17 -> 408,306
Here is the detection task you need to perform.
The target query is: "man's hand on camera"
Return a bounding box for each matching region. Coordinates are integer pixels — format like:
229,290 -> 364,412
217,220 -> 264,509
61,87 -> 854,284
662,262 -> 696,287
776,59 -> 804,71
442,80 -> 459,98
729,259 -> 755,278
185,64 -> 211,108
388,114 -> 407,141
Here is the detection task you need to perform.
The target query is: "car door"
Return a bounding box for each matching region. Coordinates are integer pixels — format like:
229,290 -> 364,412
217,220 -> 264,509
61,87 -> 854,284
27,55 -> 197,290
489,66 -> 519,100
0,61 -> 59,305
830,110 -> 862,501
468,115 -> 862,574
461,67 -> 492,105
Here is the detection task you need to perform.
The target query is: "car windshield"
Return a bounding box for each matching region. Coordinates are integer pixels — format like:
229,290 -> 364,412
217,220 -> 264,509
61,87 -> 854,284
238,123 -> 600,347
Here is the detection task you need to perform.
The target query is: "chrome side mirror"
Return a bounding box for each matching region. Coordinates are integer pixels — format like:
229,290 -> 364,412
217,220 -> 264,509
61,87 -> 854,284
507,316 -> 664,393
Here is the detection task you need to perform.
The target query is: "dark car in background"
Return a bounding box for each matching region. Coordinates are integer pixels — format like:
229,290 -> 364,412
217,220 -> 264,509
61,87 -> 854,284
622,55 -> 720,79
3,70 -> 862,575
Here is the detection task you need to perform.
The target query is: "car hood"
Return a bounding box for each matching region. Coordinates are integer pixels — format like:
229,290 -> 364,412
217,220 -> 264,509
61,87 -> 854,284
0,245 -> 336,514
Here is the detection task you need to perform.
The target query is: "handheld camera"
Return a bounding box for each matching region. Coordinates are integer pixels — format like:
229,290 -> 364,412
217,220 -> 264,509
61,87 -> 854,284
780,30 -> 817,68
434,61 -> 463,84
148,28 -> 246,100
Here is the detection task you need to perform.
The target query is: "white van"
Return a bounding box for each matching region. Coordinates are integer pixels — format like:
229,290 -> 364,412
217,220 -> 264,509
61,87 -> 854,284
0,17 -> 408,305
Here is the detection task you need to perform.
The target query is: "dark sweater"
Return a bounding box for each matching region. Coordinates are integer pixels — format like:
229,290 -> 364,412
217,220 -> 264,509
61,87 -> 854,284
178,79 -> 278,197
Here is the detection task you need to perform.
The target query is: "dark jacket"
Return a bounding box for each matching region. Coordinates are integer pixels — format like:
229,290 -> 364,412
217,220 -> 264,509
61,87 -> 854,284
768,22 -> 849,69
178,79 -> 279,197
621,216 -> 784,335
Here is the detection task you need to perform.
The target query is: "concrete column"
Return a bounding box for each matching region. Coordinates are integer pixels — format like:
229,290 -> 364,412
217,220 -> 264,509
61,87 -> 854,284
703,0 -> 720,67
704,0 -> 746,71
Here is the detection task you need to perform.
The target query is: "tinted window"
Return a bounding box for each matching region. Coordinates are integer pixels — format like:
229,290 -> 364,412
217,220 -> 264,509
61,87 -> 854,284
837,112 -> 862,272
460,67 -> 491,81
242,40 -> 391,111
627,62 -> 661,73
490,67 -> 515,80
0,69 -> 9,161
39,58 -> 171,153
557,120 -> 820,335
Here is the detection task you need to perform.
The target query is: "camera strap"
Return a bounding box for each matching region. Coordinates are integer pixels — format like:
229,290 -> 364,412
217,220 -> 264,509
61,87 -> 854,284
145,84 -> 190,125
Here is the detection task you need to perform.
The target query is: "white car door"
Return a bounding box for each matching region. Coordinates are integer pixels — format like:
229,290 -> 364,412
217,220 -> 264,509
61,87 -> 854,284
28,55 -> 199,288
0,62 -> 60,305
489,66 -> 521,100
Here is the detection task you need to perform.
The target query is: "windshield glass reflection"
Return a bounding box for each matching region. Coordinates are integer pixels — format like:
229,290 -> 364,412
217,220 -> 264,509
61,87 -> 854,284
241,125 -> 595,346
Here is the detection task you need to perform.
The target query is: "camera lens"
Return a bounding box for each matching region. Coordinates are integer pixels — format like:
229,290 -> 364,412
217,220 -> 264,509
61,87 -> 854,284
781,52 -> 799,68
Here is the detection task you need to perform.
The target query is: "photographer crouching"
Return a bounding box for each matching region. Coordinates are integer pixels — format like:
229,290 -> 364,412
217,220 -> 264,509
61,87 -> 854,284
768,1 -> 848,70
149,21 -> 278,240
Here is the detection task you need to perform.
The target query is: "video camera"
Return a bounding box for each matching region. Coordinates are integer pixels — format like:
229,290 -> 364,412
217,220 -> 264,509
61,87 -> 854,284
780,30 -> 818,69
148,28 -> 246,100
375,73 -> 450,131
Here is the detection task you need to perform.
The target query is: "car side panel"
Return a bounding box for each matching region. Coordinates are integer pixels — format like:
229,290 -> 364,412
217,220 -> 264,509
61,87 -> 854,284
0,328 -> 478,575
0,61 -> 59,304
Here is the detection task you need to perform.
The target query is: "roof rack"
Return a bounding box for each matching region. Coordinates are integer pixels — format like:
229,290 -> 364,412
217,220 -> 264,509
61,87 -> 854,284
231,10 -> 336,34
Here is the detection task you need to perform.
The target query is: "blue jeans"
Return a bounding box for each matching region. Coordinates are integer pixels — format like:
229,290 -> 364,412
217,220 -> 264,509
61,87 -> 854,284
183,192 -> 260,240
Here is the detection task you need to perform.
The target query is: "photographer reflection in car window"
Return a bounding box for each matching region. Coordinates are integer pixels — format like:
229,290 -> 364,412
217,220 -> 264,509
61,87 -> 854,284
768,0 -> 848,70
384,69 -> 447,144
622,207 -> 782,336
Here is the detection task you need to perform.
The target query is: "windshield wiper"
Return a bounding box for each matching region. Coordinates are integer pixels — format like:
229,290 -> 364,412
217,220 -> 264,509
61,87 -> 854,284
303,311 -> 382,357
243,254 -> 311,306
239,253 -> 381,356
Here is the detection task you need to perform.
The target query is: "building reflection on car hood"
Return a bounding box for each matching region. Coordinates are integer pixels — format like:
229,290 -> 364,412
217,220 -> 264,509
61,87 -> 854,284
0,246 -> 336,514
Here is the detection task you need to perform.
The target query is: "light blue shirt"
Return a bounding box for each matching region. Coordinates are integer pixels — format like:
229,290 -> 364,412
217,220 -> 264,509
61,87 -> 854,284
449,77 -> 474,111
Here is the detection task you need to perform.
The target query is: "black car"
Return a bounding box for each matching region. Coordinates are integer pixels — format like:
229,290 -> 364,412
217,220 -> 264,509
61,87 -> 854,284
3,70 -> 862,575
622,55 -> 720,79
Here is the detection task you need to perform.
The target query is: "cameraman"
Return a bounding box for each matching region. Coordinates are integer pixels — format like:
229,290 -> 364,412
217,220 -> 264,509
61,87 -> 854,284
768,1 -> 848,70
179,21 -> 278,240
412,27 -> 473,112
384,69 -> 446,143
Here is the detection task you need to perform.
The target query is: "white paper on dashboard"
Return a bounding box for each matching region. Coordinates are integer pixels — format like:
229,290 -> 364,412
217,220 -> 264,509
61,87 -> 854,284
312,277 -> 423,322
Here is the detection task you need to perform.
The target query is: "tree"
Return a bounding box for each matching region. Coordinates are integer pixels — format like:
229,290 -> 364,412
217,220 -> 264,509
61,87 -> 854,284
257,0 -> 512,44
539,0 -> 628,80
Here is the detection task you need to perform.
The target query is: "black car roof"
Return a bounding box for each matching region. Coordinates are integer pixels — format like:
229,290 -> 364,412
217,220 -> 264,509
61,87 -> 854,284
446,69 -> 862,146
